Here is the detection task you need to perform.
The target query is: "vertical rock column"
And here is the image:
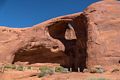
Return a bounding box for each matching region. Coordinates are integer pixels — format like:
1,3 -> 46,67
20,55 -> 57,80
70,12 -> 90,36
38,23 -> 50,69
70,14 -> 88,71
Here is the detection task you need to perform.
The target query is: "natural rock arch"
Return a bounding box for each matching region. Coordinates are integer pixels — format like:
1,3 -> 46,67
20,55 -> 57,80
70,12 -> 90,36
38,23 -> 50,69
0,0 -> 120,72
47,14 -> 88,71
11,13 -> 88,71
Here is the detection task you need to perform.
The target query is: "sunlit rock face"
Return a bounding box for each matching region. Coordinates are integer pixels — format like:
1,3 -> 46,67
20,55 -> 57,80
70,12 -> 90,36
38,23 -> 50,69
84,0 -> 120,69
0,0 -> 120,71
0,13 -> 79,69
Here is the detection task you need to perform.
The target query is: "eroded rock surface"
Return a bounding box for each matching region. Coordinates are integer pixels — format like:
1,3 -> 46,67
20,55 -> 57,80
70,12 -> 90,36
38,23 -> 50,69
85,0 -> 120,68
0,0 -> 120,71
0,13 -> 80,69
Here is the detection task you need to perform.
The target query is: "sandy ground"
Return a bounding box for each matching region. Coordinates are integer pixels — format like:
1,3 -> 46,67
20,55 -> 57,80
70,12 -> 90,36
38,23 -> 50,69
0,70 -> 120,80
0,63 -> 119,80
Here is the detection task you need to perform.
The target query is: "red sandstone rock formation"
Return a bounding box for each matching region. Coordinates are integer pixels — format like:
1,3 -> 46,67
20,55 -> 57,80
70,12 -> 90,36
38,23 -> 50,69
0,0 -> 119,71
0,13 -> 80,68
85,0 -> 120,68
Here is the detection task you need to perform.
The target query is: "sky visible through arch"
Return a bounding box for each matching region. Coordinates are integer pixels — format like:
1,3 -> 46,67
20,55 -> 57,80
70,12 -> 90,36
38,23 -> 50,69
0,0 -> 99,28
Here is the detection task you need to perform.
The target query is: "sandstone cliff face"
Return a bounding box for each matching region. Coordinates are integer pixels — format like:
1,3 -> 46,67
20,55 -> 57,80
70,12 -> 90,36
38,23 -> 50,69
0,13 -> 80,69
85,0 -> 120,68
0,0 -> 120,71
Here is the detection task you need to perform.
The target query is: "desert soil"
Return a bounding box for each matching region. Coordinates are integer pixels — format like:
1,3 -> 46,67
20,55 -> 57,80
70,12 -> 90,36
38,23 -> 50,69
0,69 -> 119,80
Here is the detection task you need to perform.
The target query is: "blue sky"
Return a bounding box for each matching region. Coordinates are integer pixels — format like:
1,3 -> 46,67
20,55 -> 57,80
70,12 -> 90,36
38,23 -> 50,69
0,0 -> 99,28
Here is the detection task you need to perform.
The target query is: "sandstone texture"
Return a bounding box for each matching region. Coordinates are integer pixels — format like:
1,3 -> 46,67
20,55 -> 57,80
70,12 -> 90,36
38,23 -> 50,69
85,0 -> 120,68
0,0 -> 120,71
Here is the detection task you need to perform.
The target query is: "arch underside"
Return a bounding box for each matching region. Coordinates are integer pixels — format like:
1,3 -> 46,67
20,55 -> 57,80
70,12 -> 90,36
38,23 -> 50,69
13,14 -> 88,72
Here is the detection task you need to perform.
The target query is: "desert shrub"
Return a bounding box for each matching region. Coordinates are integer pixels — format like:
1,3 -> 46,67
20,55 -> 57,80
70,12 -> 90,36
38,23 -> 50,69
89,65 -> 105,73
4,65 -> 16,69
38,71 -> 46,77
16,66 -> 24,71
55,66 -> 69,73
11,65 -> 16,69
87,77 -> 110,80
55,66 -> 64,72
4,65 -> 11,69
39,66 -> 51,72
38,66 -> 54,78
27,66 -> 32,70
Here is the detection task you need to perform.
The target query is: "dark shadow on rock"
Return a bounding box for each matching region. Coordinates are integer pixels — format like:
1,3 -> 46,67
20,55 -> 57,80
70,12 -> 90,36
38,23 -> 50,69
13,46 -> 69,66
69,14 -> 88,72
47,15 -> 88,72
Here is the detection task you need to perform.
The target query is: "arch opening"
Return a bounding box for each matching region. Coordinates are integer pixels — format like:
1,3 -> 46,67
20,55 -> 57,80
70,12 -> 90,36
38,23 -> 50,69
13,15 -> 88,72
47,16 -> 88,72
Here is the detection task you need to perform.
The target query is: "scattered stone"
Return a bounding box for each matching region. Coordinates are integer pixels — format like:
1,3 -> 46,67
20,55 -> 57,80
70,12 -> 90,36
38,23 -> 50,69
83,69 -> 89,73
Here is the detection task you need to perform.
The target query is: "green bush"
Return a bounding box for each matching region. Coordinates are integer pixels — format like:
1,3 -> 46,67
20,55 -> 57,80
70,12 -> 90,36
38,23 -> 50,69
38,66 -> 54,78
16,66 -> 24,71
55,66 -> 64,72
27,66 -> 32,70
39,66 -> 50,72
11,65 -> 16,69
4,65 -> 11,69
38,71 -> 47,77
55,66 -> 69,73
4,65 -> 16,69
